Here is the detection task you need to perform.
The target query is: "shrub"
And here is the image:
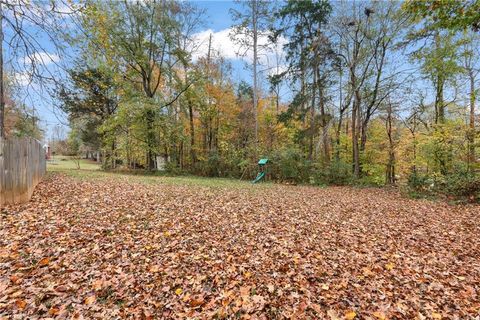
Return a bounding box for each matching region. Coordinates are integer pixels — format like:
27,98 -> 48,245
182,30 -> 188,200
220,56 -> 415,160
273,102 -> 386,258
165,161 -> 185,176
269,147 -> 310,183
442,172 -> 480,202
407,170 -> 480,202
407,172 -> 433,192
313,159 -> 352,185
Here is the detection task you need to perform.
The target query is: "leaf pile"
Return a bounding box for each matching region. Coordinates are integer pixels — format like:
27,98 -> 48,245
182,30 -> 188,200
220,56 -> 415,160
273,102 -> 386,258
1,173 -> 479,319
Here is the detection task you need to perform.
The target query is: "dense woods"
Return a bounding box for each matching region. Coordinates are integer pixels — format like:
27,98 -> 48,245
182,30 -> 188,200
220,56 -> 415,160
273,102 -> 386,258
4,0 -> 480,199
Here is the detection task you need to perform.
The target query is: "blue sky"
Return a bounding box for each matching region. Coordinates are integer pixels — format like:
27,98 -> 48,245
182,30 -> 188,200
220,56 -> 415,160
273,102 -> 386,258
196,1 -> 238,31
193,1 -> 257,86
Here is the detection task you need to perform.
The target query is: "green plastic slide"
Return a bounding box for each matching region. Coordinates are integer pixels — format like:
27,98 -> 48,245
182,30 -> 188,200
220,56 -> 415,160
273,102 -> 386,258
252,171 -> 265,184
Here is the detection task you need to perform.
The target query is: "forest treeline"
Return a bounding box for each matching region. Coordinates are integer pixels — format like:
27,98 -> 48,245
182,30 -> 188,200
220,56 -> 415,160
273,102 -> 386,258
8,0 -> 480,199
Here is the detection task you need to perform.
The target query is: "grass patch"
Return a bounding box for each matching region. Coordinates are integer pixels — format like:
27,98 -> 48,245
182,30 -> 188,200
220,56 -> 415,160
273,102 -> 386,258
47,157 -> 270,190
47,156 -> 101,171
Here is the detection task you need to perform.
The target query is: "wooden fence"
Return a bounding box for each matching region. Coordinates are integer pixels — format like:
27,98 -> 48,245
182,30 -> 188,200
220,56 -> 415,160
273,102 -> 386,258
0,137 -> 46,206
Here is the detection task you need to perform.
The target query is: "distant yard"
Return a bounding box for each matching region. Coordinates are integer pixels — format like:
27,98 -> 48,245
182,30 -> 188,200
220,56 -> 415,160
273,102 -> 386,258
47,156 -> 101,171
0,166 -> 479,319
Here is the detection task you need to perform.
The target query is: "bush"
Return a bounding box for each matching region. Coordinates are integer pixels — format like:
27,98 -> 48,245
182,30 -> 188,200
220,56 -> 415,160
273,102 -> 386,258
442,172 -> 480,201
407,172 -> 433,192
407,170 -> 480,202
313,159 -> 352,185
165,161 -> 185,175
269,147 -> 310,183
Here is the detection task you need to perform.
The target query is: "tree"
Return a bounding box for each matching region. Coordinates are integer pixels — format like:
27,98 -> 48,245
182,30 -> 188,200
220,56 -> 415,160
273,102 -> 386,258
81,0 -> 198,169
67,127 -> 82,169
330,1 -> 374,178
460,31 -> 480,166
384,99 -> 399,185
411,31 -> 462,124
58,66 -> 118,168
404,0 -> 480,31
329,2 -> 411,178
230,0 -> 273,150
0,1 -> 81,137
175,3 -> 205,166
275,0 -> 334,162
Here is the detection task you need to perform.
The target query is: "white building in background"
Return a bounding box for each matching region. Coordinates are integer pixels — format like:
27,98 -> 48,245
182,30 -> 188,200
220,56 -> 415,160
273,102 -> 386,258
43,143 -> 51,160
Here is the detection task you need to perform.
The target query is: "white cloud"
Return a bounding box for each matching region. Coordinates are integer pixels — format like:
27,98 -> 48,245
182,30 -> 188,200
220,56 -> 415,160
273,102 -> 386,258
266,64 -> 288,77
22,52 -> 60,66
191,28 -> 288,70
49,2 -> 80,14
191,28 -> 239,61
13,71 -> 33,87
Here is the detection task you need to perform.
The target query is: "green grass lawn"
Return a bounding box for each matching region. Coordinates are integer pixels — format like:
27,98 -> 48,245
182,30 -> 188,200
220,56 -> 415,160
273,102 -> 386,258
47,156 -> 265,189
47,156 -> 101,171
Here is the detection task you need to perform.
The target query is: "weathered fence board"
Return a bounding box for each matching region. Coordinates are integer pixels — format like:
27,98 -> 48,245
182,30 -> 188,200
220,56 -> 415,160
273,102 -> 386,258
0,137 -> 46,206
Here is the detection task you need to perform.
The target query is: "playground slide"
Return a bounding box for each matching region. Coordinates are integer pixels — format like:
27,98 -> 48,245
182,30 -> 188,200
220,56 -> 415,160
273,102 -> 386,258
252,171 -> 265,184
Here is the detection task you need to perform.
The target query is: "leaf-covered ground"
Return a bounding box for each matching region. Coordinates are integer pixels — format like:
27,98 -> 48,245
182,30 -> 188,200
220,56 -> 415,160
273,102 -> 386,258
1,172 -> 479,319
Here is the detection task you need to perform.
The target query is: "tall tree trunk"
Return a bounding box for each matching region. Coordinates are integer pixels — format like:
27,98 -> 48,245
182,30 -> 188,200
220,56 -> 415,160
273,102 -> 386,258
434,74 -> 448,174
335,114 -> 344,161
146,108 -> 156,170
434,33 -> 445,125
435,74 -> 445,124
126,129 -> 131,169
360,45 -> 386,153
319,82 -> 330,165
188,98 -> 196,165
335,69 -> 344,161
350,26 -> 361,179
308,70 -> 317,161
352,85 -> 361,179
468,70 -> 476,164
214,112 -> 219,151
111,139 -> 116,169
252,0 -> 258,150
385,103 -> 395,185
204,33 -> 212,157
0,3 -> 4,138
409,113 -> 418,175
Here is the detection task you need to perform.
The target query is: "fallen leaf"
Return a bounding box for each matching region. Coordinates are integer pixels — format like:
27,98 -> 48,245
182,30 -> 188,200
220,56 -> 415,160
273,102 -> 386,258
84,295 -> 96,305
15,299 -> 27,310
149,265 -> 160,273
48,307 -> 60,316
9,275 -> 20,284
38,257 -> 50,266
345,310 -> 357,320
267,284 -> 275,293
240,286 -> 250,299
373,311 -> 386,320
190,296 -> 205,307
92,279 -> 104,290
175,288 -> 183,295
327,309 -> 341,320
384,262 -> 395,271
